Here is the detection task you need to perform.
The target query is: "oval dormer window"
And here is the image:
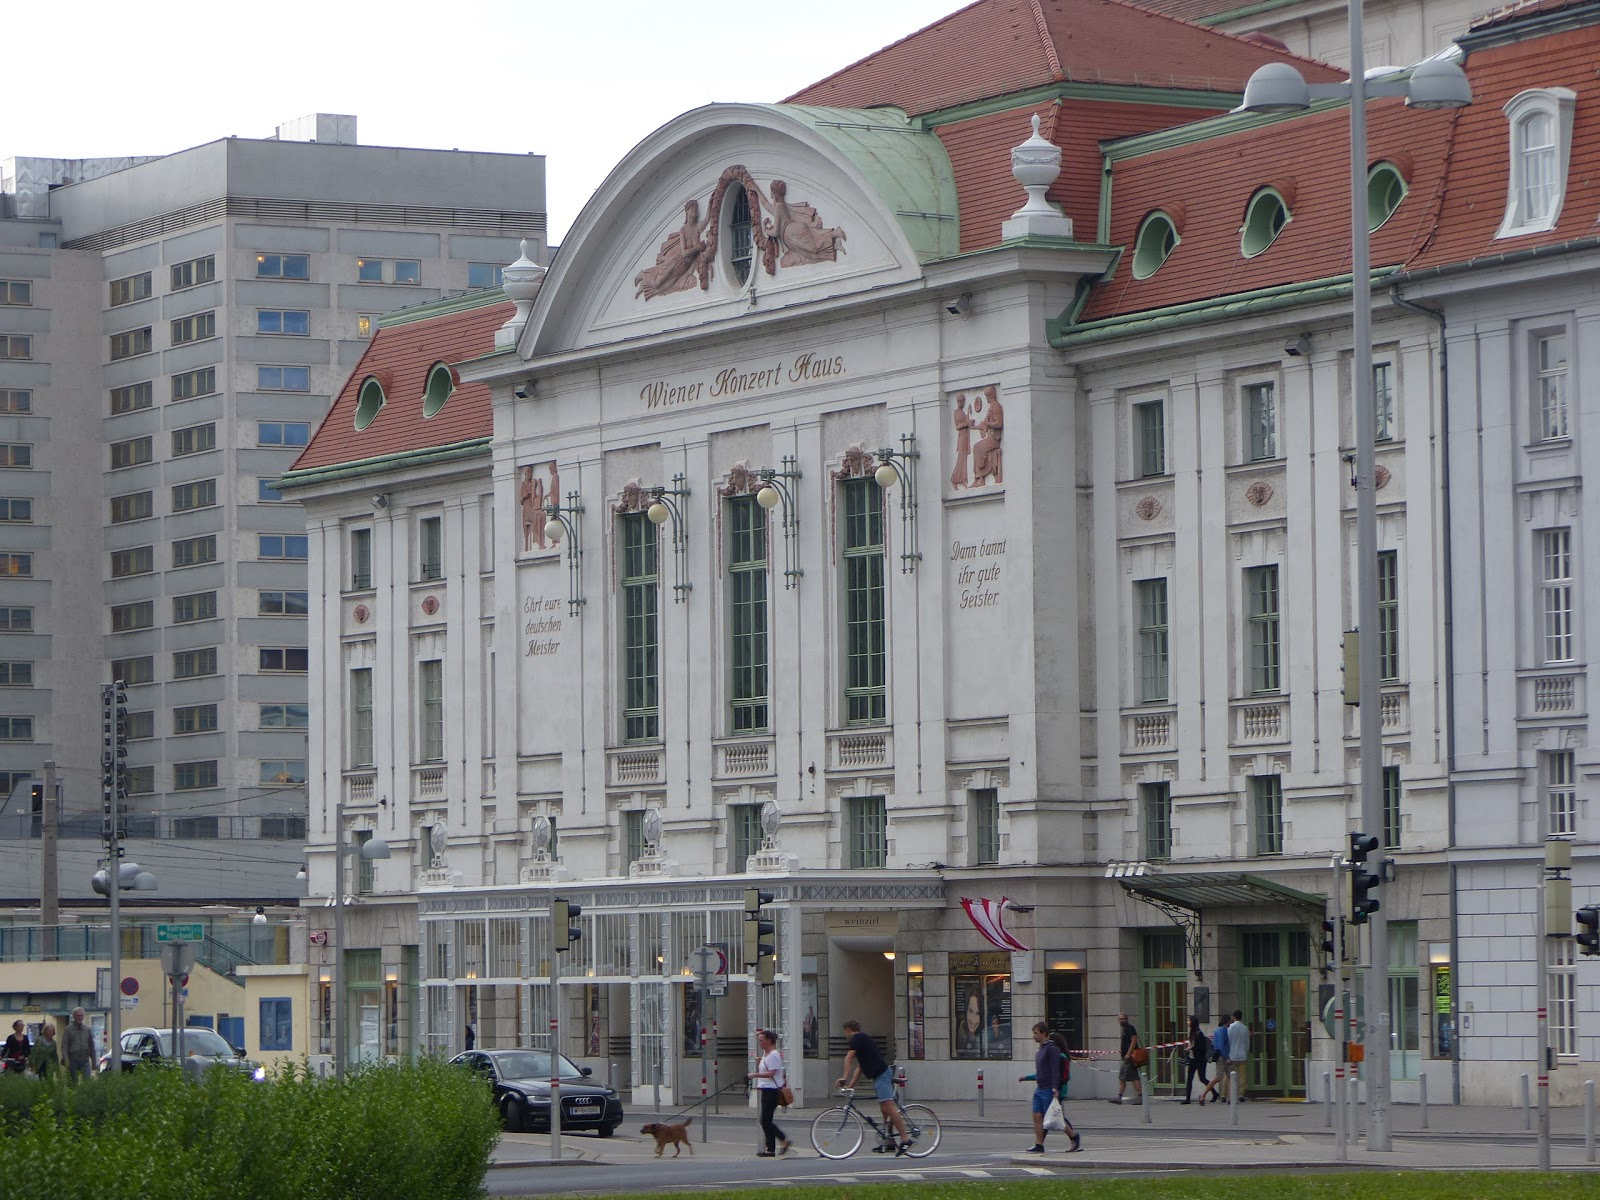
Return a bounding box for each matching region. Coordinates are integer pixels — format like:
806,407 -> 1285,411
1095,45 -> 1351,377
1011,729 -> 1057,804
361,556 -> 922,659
1132,211 -> 1179,279
1240,188 -> 1290,258
728,186 -> 754,286
422,362 -> 455,419
1367,162 -> 1407,231
353,376 -> 385,430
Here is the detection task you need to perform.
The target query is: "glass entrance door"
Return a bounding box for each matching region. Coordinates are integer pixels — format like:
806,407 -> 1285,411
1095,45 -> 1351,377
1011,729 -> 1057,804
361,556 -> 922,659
1239,928 -> 1312,1098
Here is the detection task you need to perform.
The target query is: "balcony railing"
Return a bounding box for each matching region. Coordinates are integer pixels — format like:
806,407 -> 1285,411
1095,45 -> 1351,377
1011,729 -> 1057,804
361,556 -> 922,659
0,922 -> 291,966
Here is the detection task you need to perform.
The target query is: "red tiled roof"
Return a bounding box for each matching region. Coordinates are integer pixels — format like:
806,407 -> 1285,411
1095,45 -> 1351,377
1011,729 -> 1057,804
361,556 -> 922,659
786,0 -> 1343,115
291,298 -> 511,474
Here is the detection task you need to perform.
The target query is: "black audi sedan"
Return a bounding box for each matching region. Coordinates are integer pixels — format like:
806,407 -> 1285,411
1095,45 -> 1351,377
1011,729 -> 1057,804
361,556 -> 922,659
451,1048 -> 624,1136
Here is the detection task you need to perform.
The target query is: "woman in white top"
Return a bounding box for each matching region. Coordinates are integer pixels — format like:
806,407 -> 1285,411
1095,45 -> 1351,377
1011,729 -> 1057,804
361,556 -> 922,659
751,1029 -> 792,1156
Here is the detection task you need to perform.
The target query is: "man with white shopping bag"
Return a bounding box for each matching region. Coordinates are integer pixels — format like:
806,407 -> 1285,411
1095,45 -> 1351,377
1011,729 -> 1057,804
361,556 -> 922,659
1021,1022 -> 1081,1153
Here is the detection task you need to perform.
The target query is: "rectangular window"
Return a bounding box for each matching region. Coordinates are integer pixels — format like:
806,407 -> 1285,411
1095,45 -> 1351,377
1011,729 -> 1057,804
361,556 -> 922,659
1540,528 -> 1574,663
624,810 -> 646,867
171,367 -> 216,402
110,492 -> 153,524
110,381 -> 153,415
0,390 -> 32,414
126,765 -> 155,795
260,815 -> 306,840
1549,939 -> 1578,1056
110,328 -> 152,360
418,516 -> 442,581
173,648 -> 218,679
173,535 -> 217,567
0,444 -> 32,469
258,647 -> 309,672
1378,549 -> 1400,682
0,716 -> 35,741
259,703 -> 309,730
173,591 -> 217,623
110,600 -> 154,631
257,309 -> 310,336
1245,565 -> 1281,693
0,280 -> 32,305
171,479 -> 217,512
1547,749 -> 1577,839
170,256 -> 216,291
259,998 -> 293,1052
357,313 -> 378,339
0,498 -> 31,523
111,656 -> 154,685
170,311 -> 216,345
354,829 -> 376,893
110,273 -> 153,307
846,794 -> 888,869
620,512 -> 659,741
0,661 -> 33,687
357,258 -> 421,284
259,534 -> 308,561
419,659 -> 444,762
257,365 -> 310,392
0,336 -> 32,360
1135,399 -> 1166,477
110,546 -> 153,578
173,815 -> 218,838
350,669 -> 375,768
0,552 -> 33,577
258,478 -> 284,503
1251,774 -> 1283,856
841,478 -> 886,724
1245,381 -> 1277,461
110,436 -> 153,469
258,590 -> 308,616
350,527 -> 373,590
0,607 -> 31,631
125,710 -> 154,740
729,802 -> 763,872
260,759 -> 306,785
727,495 -> 769,733
973,787 -> 1000,867
258,421 -> 310,447
1136,578 -> 1169,703
1142,781 -> 1172,861
173,704 -> 218,734
1383,765 -> 1403,849
1537,334 -> 1568,441
1373,362 -> 1396,442
174,760 -> 219,790
255,253 -> 309,280
468,262 -> 504,289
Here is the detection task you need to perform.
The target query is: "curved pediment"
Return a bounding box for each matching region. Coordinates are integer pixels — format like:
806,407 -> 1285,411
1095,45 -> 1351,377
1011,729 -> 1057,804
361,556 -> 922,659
521,103 -> 957,358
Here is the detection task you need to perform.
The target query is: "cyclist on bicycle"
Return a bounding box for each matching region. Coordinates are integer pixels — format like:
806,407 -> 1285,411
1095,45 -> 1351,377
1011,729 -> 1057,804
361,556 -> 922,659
837,1018 -> 913,1156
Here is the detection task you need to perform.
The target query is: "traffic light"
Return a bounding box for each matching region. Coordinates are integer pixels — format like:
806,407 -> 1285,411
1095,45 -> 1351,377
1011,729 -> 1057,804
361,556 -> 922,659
743,887 -> 776,985
1350,832 -> 1381,925
1577,906 -> 1600,957
552,897 -> 582,952
1321,919 -> 1337,962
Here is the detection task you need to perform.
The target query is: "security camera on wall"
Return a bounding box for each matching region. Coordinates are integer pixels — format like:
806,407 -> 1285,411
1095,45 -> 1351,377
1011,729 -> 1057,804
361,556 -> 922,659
943,295 -> 972,318
512,380 -> 533,400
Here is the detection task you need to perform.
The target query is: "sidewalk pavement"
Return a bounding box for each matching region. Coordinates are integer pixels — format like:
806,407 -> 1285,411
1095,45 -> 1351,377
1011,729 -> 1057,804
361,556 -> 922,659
491,1094 -> 1600,1172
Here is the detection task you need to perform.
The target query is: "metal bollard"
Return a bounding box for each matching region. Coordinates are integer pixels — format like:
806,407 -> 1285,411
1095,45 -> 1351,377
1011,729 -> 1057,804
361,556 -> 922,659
1419,1074 -> 1429,1130
1323,1072 -> 1332,1128
977,1068 -> 984,1117
1586,1080 -> 1596,1164
1350,1077 -> 1363,1138
1141,1072 -> 1152,1124
1230,1066 -> 1240,1126
1522,1073 -> 1532,1131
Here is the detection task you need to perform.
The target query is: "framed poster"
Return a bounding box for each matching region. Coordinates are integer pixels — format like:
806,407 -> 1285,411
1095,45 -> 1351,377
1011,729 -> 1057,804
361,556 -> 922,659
801,978 -> 820,1058
950,952 -> 1012,1059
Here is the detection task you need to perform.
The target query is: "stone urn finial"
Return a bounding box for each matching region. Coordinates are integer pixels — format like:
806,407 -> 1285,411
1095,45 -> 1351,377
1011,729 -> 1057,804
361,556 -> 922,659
497,238 -> 547,348
1001,113 -> 1075,241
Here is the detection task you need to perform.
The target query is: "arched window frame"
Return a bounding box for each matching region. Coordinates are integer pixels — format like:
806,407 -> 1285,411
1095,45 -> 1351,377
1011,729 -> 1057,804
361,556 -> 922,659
422,362 -> 455,419
1496,88 -> 1577,239
1131,211 -> 1180,279
1366,162 -> 1408,232
353,376 -> 385,431
1240,188 -> 1290,259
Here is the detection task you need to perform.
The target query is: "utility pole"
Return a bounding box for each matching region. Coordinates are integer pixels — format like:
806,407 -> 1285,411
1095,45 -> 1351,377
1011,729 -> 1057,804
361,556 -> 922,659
41,761 -> 58,959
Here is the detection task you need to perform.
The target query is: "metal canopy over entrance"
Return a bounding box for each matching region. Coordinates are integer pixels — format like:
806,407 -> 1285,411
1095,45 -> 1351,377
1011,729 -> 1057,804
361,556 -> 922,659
1112,870 -> 1326,980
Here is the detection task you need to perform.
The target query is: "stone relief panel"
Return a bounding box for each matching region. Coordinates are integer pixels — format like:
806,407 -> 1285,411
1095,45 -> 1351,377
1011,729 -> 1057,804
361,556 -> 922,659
947,385 -> 1005,494
517,460 -> 561,557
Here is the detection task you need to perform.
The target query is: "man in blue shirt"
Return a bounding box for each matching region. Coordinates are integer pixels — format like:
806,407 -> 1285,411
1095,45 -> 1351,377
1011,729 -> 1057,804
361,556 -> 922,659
838,1019 -> 912,1154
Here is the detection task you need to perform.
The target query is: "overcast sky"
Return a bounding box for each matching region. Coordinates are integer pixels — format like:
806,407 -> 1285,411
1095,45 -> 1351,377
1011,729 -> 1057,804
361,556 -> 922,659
7,0 -> 958,245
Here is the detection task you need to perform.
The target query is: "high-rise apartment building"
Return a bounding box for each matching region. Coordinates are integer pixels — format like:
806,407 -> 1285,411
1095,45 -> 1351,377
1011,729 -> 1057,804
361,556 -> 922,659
0,117 -> 546,902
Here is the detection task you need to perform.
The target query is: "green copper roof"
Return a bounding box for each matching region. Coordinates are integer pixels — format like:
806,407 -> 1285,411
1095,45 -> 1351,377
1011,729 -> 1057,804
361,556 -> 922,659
759,104 -> 960,262
277,438 -> 492,492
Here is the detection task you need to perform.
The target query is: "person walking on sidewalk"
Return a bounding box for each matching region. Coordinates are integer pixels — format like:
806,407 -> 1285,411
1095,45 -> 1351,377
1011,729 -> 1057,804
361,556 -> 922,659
1226,1010 -> 1251,1102
63,1008 -> 96,1081
1110,1012 -> 1143,1105
750,1029 -> 793,1158
837,1018 -> 913,1155
1020,1023 -> 1081,1153
1182,1014 -> 1212,1104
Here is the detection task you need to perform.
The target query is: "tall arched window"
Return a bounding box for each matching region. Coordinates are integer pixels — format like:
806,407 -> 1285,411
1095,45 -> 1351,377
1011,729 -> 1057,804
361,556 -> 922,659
1496,88 -> 1576,238
729,187 -> 754,286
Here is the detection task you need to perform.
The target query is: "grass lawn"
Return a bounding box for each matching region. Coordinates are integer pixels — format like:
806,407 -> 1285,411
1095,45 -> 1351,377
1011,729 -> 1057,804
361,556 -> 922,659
526,1175 -> 1600,1200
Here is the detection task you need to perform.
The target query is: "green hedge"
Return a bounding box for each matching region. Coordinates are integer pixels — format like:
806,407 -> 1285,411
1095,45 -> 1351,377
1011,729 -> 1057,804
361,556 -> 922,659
0,1058 -> 500,1200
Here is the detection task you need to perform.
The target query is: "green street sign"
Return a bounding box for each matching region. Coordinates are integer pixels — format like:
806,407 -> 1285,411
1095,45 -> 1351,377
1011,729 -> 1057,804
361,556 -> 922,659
156,923 -> 204,943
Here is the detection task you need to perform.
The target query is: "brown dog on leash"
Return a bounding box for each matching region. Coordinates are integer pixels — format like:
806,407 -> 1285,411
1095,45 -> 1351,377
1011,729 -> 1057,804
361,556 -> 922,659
641,1117 -> 694,1156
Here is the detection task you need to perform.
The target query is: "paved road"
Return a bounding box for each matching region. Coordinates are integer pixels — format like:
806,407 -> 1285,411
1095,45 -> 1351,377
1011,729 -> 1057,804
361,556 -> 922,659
487,1094 -> 1600,1195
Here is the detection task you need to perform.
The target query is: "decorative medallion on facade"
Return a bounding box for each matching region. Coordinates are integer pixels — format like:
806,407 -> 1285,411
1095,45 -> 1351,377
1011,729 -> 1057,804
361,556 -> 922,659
613,479 -> 650,515
1375,465 -> 1391,489
420,595 -> 440,617
353,603 -> 370,624
948,385 -> 1005,491
1135,496 -> 1162,521
634,166 -> 847,300
518,461 -> 561,555
719,462 -> 760,498
1246,482 -> 1274,507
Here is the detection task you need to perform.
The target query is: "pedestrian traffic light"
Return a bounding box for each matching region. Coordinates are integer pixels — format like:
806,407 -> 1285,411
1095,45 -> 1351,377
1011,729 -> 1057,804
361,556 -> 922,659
552,897 -> 582,952
1321,919 -> 1337,962
1577,906 -> 1600,957
1350,832 -> 1381,925
743,887 -> 776,984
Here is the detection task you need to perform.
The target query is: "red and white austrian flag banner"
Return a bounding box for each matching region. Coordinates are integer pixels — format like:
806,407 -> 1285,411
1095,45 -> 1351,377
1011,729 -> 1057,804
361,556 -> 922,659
960,896 -> 1030,952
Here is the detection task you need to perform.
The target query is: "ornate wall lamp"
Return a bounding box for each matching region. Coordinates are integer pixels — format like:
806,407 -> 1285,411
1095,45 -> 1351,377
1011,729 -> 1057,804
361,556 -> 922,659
646,473 -> 692,603
874,434 -> 921,573
542,491 -> 586,616
755,455 -> 803,589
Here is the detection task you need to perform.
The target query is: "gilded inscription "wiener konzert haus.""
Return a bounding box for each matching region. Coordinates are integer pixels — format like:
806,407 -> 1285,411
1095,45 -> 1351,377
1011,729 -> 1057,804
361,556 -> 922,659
640,351 -> 845,409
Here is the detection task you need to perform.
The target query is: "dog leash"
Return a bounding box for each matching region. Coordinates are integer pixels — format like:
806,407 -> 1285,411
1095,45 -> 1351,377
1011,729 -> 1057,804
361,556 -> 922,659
648,1075 -> 754,1126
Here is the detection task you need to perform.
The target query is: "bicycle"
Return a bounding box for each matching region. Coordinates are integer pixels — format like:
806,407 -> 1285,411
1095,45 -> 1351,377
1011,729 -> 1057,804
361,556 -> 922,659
809,1082 -> 942,1159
